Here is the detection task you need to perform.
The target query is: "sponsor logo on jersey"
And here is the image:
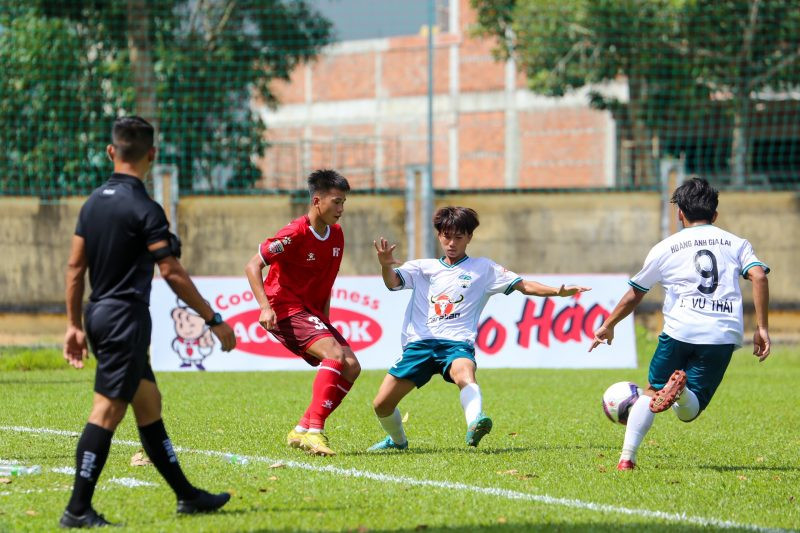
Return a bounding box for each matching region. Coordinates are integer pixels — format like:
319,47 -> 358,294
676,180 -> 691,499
307,252 -> 316,261
332,247 -> 341,257
430,292 -> 464,317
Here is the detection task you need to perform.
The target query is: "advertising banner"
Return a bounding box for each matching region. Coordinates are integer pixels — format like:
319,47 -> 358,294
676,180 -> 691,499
149,274 -> 636,371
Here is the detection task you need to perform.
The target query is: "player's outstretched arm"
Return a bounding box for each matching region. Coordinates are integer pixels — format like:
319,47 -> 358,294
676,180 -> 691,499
64,235 -> 89,368
245,253 -> 277,331
589,287 -> 645,352
153,246 -> 236,351
514,279 -> 591,297
747,266 -> 770,362
374,237 -> 402,289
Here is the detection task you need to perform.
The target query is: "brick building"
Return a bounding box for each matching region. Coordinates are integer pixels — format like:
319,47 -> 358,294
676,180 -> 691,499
256,0 -> 620,190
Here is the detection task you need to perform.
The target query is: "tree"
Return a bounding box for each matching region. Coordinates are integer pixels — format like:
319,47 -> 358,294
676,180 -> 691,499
0,1 -> 333,194
472,0 -> 800,188
472,0 -> 686,186
677,0 -> 800,186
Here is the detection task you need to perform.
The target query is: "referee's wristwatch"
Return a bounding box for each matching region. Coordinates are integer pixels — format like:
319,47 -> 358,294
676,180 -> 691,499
205,312 -> 224,327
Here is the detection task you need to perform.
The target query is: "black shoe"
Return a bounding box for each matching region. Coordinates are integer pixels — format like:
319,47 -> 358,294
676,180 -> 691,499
59,508 -> 114,528
176,489 -> 231,514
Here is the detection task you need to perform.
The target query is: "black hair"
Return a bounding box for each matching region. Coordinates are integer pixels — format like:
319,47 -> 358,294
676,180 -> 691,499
307,169 -> 350,196
671,177 -> 718,223
111,116 -> 154,162
433,206 -> 480,235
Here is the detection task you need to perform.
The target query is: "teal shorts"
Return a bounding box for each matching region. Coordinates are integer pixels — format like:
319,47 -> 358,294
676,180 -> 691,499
649,332 -> 734,411
389,339 -> 476,388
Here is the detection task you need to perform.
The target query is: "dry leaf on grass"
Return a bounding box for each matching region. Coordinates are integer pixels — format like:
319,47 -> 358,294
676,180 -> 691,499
26,510 -> 37,516
497,469 -> 518,475
497,517 -> 508,524
402,412 -> 409,423
0,478 -> 11,484
130,450 -> 152,467
269,462 -> 285,469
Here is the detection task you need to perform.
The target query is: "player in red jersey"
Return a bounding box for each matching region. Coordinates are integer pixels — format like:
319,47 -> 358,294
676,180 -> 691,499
245,169 -> 358,456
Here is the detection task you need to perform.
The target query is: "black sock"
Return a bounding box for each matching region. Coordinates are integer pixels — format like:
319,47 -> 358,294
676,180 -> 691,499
66,423 -> 113,515
138,419 -> 199,500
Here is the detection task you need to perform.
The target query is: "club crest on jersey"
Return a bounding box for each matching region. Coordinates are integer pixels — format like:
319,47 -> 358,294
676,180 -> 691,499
430,292 -> 464,317
458,274 -> 473,288
307,252 -> 316,261
268,241 -> 284,254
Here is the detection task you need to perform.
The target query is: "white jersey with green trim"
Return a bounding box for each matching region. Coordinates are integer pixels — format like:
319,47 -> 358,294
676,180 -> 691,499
629,225 -> 769,346
391,255 -> 522,347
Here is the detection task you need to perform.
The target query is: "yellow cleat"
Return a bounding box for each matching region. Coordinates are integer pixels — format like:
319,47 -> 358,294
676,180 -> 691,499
300,432 -> 336,456
287,429 -> 305,448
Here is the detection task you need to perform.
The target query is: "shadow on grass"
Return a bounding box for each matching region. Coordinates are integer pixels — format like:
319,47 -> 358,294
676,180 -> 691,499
697,464 -> 800,472
0,378 -> 84,385
344,443 -> 614,457
238,522 -> 750,533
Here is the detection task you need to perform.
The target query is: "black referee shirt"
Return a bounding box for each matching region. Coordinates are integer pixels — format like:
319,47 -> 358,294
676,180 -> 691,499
75,173 -> 171,305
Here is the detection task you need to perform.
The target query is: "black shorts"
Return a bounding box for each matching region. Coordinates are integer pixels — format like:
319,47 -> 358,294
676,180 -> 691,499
85,299 -> 156,402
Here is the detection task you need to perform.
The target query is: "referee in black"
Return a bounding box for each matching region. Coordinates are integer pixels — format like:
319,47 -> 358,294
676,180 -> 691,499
61,116 -> 237,528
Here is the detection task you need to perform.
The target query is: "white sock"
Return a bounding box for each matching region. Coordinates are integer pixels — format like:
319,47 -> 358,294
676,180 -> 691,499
308,428 -> 321,434
377,408 -> 407,445
620,395 -> 655,463
672,387 -> 700,421
294,425 -> 308,433
460,383 -> 483,424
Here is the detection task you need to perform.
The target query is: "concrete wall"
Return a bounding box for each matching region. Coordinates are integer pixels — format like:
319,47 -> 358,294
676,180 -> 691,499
0,198 -> 85,309
1,192 -> 797,309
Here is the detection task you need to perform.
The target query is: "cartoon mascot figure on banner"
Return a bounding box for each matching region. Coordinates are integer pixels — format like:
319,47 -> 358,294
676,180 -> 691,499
170,297 -> 215,370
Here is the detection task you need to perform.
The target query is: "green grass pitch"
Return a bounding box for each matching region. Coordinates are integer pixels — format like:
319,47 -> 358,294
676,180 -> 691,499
0,336 -> 798,532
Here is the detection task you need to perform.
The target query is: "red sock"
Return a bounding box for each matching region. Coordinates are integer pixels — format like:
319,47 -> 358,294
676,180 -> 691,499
306,359 -> 346,430
333,375 -> 353,407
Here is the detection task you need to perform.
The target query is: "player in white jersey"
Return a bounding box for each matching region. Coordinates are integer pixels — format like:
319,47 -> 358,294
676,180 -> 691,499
368,206 -> 590,450
590,178 -> 770,471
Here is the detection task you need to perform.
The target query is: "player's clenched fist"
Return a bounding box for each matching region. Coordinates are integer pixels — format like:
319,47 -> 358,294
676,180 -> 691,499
259,307 -> 277,331
210,322 -> 237,352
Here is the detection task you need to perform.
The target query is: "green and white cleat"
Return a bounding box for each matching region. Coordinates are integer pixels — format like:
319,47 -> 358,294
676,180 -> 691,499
367,436 -> 408,452
465,413 -> 492,447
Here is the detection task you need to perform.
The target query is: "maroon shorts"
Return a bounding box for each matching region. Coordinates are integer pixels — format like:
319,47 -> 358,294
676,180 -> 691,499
271,310 -> 349,367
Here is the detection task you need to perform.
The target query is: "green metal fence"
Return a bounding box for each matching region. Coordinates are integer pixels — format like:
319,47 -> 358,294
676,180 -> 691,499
1,0 -> 799,196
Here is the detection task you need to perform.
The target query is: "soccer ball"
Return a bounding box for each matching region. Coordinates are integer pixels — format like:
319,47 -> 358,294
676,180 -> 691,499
602,381 -> 641,425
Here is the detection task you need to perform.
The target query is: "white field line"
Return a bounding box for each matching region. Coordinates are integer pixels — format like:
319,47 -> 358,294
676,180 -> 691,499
107,477 -> 157,488
0,462 -> 157,496
0,425 -> 791,533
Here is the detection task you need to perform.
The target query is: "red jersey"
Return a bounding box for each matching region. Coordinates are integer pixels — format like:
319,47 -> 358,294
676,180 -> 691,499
258,215 -> 344,319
